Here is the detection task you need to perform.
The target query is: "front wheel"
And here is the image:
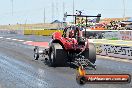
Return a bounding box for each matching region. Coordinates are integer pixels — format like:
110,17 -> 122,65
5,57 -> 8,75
34,46 -> 39,60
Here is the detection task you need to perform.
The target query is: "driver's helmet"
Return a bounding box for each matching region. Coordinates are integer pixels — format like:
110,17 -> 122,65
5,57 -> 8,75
69,27 -> 75,38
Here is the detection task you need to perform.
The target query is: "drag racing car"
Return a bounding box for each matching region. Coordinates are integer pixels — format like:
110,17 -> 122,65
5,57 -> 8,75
34,11 -> 101,69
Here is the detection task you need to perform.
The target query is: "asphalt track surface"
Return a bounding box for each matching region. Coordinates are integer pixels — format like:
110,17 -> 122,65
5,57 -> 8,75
0,34 -> 132,88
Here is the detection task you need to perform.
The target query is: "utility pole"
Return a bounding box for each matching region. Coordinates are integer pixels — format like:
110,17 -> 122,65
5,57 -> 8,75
52,2 -> 55,22
123,0 -> 126,20
63,2 -> 65,16
62,2 -> 65,29
56,1 -> 59,20
44,8 -> 45,23
73,0 -> 75,23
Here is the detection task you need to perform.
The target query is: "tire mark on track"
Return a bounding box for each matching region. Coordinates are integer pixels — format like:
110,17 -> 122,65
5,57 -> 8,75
0,55 -> 49,88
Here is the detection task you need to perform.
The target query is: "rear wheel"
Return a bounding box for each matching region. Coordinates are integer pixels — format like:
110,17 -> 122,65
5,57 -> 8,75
49,43 -> 67,67
84,43 -> 96,64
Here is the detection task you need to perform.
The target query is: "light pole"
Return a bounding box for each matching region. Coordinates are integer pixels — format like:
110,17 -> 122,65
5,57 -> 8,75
44,8 -> 45,23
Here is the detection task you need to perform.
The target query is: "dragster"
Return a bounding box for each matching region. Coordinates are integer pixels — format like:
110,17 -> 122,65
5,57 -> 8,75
33,11 -> 101,70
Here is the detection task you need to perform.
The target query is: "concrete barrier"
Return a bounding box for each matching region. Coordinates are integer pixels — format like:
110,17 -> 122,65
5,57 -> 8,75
24,29 -> 63,36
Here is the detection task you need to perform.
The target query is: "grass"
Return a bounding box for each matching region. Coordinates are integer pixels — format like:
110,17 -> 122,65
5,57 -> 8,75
108,38 -> 119,40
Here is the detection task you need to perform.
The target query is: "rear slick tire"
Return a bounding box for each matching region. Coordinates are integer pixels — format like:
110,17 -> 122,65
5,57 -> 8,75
49,43 -> 67,67
84,43 -> 96,64
89,43 -> 96,63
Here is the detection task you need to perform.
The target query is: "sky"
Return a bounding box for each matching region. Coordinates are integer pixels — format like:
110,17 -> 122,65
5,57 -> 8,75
0,0 -> 132,25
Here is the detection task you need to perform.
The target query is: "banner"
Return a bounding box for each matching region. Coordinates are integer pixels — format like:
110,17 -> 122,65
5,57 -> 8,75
118,31 -> 132,40
96,44 -> 132,59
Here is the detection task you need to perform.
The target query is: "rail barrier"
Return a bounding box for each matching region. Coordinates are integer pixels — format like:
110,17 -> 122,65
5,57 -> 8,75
93,39 -> 132,59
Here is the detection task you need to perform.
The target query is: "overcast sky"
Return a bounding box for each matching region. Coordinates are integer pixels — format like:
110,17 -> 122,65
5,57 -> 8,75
0,0 -> 131,25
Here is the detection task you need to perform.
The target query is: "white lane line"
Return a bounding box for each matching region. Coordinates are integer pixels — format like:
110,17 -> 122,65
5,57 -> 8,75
12,39 -> 18,41
23,41 -> 32,44
28,44 -> 33,46
0,37 -> 3,38
23,42 -> 26,44
6,38 -> 11,40
18,40 -> 25,42
23,41 -> 33,46
26,41 -> 33,42
97,55 -> 132,63
23,42 -> 32,45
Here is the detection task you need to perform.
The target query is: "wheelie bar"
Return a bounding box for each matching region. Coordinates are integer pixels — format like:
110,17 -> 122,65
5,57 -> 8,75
75,55 -> 96,70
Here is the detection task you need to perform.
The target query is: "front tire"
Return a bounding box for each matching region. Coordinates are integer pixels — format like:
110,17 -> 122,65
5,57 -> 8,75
34,46 -> 39,60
